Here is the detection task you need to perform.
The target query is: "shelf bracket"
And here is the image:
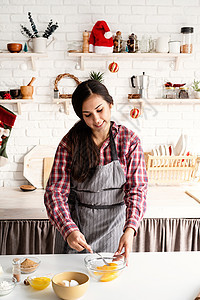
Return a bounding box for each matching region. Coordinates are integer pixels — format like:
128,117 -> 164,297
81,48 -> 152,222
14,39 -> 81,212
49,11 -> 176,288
16,102 -> 22,115
175,56 -> 180,71
80,56 -> 84,71
63,101 -> 69,115
31,56 -> 36,71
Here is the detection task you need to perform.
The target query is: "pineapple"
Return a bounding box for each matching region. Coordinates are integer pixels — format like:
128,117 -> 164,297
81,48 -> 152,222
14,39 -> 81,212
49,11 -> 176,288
89,71 -> 104,83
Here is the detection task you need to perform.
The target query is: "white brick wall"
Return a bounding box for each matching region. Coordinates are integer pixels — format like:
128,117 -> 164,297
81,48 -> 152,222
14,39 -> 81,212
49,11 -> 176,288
0,0 -> 200,186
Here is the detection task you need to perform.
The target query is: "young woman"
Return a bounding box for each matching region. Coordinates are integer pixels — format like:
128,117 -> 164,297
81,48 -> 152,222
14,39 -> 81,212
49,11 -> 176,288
44,80 -> 148,263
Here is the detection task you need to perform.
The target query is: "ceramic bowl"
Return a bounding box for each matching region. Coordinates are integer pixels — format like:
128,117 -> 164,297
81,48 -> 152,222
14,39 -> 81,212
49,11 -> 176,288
84,254 -> 126,282
52,271 -> 89,300
7,43 -> 22,53
20,257 -> 40,274
0,275 -> 16,296
10,89 -> 21,99
27,273 -> 51,290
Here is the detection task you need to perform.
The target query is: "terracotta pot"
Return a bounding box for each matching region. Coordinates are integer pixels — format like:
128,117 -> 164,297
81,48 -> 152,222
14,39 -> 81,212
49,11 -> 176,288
20,86 -> 34,99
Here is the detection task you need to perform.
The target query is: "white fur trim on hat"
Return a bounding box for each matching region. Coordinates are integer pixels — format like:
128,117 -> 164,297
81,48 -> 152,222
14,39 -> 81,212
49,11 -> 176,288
94,46 -> 113,54
104,31 -> 112,39
89,44 -> 94,52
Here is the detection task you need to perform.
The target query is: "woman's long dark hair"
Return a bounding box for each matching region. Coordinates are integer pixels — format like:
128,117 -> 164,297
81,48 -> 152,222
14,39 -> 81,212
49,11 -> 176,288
67,80 -> 113,182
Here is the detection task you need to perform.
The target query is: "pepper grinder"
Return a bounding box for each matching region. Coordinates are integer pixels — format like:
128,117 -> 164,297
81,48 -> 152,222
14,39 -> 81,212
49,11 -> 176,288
82,30 -> 89,53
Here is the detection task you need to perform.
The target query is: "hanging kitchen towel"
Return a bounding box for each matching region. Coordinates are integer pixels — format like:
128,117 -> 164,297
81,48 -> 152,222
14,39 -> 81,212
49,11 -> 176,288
0,105 -> 16,167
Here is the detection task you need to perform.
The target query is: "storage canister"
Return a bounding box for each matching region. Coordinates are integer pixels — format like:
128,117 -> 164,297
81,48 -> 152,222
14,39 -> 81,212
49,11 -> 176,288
168,41 -> 180,53
180,27 -> 193,53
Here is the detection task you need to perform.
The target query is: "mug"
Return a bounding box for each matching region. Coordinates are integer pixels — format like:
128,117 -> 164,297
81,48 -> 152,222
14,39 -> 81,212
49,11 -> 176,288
156,36 -> 169,53
27,37 -> 55,53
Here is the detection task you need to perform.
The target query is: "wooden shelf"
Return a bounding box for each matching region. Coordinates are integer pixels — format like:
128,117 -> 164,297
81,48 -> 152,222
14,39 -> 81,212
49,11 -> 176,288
0,52 -> 48,70
128,97 -> 200,111
68,52 -> 192,71
53,98 -> 71,114
0,99 -> 34,114
128,98 -> 200,104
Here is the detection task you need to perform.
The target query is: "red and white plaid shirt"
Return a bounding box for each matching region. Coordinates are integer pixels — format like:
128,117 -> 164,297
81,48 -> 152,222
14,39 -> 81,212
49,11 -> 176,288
44,122 -> 148,241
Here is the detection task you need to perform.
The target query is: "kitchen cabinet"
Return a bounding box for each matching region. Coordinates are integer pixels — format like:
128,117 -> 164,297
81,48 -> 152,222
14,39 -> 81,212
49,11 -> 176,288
68,52 -> 192,71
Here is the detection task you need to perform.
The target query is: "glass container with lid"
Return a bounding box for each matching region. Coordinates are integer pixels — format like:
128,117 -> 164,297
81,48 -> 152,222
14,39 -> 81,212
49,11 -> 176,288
180,27 -> 193,53
164,87 -> 176,99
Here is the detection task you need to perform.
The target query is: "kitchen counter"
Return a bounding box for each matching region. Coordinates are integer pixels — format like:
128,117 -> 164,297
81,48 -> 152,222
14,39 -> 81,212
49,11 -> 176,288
1,185 -> 200,254
1,252 -> 200,300
0,185 -> 200,219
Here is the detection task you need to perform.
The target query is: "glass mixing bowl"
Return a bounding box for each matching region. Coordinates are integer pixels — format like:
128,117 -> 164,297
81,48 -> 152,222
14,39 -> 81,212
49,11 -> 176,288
0,275 -> 16,296
84,254 -> 126,282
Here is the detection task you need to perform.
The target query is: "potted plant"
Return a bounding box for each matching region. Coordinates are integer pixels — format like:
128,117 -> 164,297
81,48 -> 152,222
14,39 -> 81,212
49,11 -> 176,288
20,12 -> 59,53
191,79 -> 200,99
89,71 -> 104,83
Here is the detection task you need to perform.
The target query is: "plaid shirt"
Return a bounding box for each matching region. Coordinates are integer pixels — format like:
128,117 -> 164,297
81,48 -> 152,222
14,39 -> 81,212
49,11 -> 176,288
44,122 -> 148,241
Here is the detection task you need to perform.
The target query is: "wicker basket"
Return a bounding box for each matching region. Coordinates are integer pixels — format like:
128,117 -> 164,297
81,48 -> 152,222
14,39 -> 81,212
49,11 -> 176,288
54,73 -> 81,99
145,153 -> 198,184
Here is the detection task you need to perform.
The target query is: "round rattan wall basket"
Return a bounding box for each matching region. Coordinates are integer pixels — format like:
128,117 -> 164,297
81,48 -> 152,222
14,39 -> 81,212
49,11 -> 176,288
54,73 -> 81,99
54,73 -> 81,114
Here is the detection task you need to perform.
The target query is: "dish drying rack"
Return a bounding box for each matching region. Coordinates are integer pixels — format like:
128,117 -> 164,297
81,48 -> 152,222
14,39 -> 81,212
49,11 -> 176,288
144,153 -> 199,184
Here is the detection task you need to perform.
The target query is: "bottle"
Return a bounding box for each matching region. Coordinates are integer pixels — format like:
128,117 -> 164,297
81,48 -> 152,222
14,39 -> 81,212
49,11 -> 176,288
54,89 -> 59,99
12,258 -> 21,283
180,27 -> 193,53
82,30 -> 89,53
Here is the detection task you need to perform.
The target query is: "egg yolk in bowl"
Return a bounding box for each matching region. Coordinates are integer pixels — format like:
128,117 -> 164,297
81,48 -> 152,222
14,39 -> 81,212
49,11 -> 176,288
28,276 -> 51,290
95,263 -> 119,282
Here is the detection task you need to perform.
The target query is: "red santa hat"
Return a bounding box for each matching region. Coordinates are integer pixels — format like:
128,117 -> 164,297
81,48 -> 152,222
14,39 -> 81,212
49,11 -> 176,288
89,20 -> 113,54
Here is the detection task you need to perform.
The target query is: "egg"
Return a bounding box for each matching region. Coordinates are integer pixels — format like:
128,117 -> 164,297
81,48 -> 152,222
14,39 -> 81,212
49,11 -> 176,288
60,280 -> 79,287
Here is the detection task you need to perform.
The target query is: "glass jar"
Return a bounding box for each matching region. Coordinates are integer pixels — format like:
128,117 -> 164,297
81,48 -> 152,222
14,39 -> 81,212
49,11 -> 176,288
127,33 -> 138,53
164,87 -> 176,99
180,27 -> 193,53
179,87 -> 189,99
113,31 -> 123,53
12,258 -> 21,283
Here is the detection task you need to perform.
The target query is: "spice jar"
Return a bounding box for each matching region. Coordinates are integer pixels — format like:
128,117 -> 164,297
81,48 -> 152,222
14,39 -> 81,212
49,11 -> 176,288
12,258 -> 21,283
179,86 -> 189,99
164,87 -> 176,99
113,31 -> 123,53
180,27 -> 193,53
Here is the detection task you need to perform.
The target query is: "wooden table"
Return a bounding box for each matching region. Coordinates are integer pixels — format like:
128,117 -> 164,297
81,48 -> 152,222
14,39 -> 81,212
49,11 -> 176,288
0,252 -> 200,300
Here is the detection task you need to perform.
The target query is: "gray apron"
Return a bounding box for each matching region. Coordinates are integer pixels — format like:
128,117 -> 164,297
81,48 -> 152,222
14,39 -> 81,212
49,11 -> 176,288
64,125 -> 126,253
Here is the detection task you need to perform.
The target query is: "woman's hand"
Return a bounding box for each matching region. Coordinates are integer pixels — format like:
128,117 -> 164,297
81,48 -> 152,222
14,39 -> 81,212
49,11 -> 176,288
67,231 -> 93,253
114,227 -> 135,266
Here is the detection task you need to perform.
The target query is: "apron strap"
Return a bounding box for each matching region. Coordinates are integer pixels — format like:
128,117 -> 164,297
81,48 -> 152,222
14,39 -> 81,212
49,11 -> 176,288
109,123 -> 118,161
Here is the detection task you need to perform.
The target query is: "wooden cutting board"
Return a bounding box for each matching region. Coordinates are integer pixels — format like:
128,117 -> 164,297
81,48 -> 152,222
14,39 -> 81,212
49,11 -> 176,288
43,157 -> 54,189
23,145 -> 56,189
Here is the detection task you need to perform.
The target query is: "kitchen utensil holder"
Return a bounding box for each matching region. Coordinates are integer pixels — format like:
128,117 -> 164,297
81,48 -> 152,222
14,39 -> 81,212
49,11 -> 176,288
144,153 -> 198,184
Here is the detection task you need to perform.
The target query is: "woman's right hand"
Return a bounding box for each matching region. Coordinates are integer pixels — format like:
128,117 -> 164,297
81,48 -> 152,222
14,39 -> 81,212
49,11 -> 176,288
67,231 -> 93,253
